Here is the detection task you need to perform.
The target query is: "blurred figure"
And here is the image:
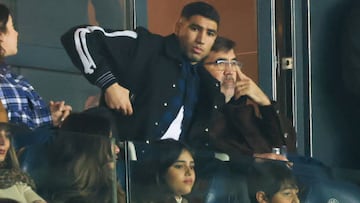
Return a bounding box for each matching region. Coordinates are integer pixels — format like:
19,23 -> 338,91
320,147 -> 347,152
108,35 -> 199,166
0,3 -> 72,129
0,102 -> 46,203
134,139 -> 195,203
45,113 -> 125,203
83,94 -> 100,110
247,160 -> 299,203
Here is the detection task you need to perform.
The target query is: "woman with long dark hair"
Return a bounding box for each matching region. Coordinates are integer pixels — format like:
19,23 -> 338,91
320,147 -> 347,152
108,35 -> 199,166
0,102 -> 46,203
134,139 -> 196,203
46,112 -> 125,203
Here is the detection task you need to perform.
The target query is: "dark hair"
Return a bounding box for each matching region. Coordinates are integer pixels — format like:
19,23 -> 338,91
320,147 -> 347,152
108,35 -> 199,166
0,4 -> 10,62
247,160 -> 298,203
152,139 -> 194,180
134,139 -> 195,202
0,125 -> 36,190
181,1 -> 220,25
0,131 -> 19,170
82,106 -> 120,140
50,113 -> 125,203
211,36 -> 236,52
60,112 -> 112,136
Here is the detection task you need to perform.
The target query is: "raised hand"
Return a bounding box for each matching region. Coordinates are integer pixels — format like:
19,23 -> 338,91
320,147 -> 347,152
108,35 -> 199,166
234,68 -> 271,106
104,83 -> 133,115
49,100 -> 72,127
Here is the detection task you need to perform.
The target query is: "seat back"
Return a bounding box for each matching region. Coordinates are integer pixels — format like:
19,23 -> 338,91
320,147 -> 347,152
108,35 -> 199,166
301,179 -> 360,203
199,164 -> 250,203
18,143 -> 50,198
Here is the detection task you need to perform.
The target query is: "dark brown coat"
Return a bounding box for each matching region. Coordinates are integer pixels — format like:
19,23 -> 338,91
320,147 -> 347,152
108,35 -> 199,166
186,67 -> 296,158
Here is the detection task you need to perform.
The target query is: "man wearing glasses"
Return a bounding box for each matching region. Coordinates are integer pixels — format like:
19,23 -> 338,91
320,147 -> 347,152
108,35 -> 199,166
187,36 -> 296,162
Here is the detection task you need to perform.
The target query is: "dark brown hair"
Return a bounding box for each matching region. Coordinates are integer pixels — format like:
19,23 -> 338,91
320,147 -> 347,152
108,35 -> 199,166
49,113 -> 125,203
181,1 -> 220,25
0,4 -> 10,62
211,36 -> 236,53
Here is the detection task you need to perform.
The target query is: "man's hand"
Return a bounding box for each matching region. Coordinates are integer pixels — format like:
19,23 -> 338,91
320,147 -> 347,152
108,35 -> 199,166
234,68 -> 271,106
253,153 -> 288,162
104,83 -> 133,115
253,153 -> 293,168
49,101 -> 72,127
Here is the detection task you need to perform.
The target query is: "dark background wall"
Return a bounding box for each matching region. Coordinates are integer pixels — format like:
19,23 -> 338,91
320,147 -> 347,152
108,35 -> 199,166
309,0 -> 360,170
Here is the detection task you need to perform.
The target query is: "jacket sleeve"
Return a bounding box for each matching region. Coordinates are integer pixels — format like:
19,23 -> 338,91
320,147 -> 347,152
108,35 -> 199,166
61,25 -> 138,90
258,102 -> 297,153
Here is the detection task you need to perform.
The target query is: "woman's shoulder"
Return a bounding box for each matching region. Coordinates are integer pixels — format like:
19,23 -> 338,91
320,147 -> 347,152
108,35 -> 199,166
0,169 -> 36,190
181,198 -> 189,203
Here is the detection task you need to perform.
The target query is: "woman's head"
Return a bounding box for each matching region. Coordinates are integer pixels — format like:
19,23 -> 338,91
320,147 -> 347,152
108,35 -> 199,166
55,113 -> 119,168
51,112 -> 120,197
153,139 -> 196,197
0,123 -> 21,170
0,126 -> 10,163
0,4 -> 18,61
247,160 -> 299,203
50,112 -> 124,203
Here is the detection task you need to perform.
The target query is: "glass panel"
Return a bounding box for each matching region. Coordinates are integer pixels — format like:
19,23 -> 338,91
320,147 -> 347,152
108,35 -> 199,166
124,141 -> 303,203
125,140 -> 253,203
0,0 -> 129,71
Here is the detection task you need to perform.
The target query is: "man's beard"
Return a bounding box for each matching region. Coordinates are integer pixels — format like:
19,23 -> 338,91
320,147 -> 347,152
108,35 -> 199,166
221,75 -> 235,101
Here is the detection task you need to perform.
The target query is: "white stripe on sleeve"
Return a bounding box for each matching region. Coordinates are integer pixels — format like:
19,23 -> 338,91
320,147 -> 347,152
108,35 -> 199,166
73,26 -> 138,75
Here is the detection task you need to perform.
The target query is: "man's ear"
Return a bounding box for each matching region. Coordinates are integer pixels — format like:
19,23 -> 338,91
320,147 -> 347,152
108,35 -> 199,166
256,191 -> 269,203
174,17 -> 183,35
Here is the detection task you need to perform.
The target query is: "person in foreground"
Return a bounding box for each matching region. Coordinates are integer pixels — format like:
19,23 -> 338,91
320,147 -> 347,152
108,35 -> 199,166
61,1 -> 219,141
134,139 -> 195,203
187,36 -> 296,162
45,113 -> 125,203
0,3 -> 72,130
0,102 -> 46,203
247,160 -> 300,203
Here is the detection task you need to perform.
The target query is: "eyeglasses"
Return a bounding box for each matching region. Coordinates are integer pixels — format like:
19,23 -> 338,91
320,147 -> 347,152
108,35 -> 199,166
204,59 -> 243,71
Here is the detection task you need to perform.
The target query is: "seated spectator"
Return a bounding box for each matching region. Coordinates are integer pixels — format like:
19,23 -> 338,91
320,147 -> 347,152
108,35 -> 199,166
0,4 -> 72,130
187,36 -> 296,162
0,103 -> 46,203
44,113 -> 125,203
186,37 -> 333,193
247,160 -> 299,203
133,139 -> 195,203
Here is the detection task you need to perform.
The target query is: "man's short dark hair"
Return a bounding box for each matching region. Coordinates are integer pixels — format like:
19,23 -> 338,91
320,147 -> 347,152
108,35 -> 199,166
211,36 -> 236,52
181,1 -> 220,25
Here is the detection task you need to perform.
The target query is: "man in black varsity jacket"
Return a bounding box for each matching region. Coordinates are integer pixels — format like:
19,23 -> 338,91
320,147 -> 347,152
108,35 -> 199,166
61,2 -> 220,141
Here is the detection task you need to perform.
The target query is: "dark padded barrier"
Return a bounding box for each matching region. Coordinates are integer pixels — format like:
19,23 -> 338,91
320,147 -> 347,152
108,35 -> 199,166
301,179 -> 360,203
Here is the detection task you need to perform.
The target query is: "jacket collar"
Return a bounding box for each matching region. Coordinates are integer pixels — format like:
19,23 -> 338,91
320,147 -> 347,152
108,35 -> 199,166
164,34 -> 185,62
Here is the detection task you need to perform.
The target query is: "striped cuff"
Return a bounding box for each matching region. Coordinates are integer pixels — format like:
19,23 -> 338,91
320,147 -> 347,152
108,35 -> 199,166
95,71 -> 117,90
